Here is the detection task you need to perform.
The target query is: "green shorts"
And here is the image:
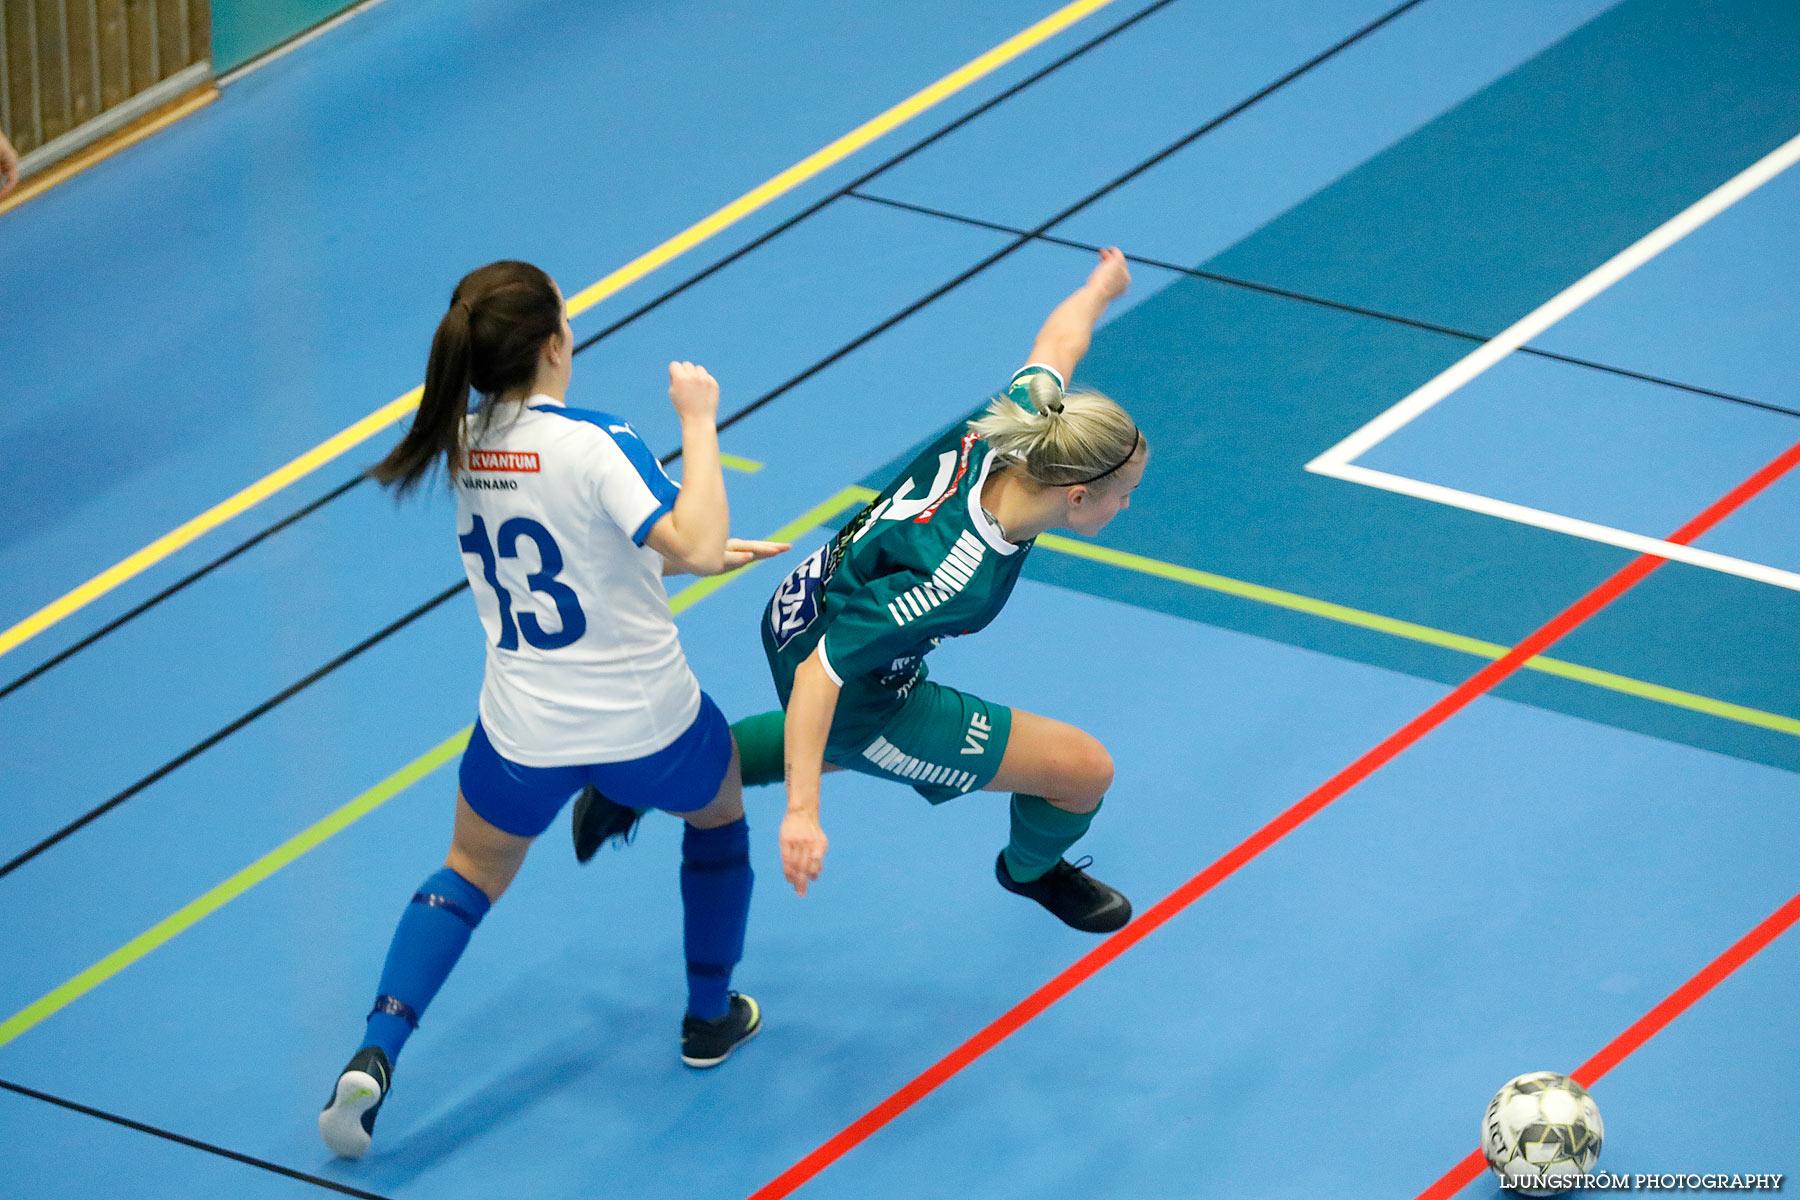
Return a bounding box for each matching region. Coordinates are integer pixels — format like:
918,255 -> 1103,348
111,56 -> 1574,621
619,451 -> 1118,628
824,680 -> 1012,805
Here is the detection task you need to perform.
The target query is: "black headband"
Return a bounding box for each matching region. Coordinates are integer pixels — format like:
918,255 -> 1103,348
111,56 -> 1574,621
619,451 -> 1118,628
1067,429 -> 1141,486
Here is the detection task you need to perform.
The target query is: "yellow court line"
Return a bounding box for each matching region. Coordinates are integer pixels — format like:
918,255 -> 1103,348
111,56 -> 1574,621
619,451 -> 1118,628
720,453 -> 766,473
0,727 -> 468,1049
0,0 -> 1119,665
748,486 -> 1797,736
1035,534 -> 1800,738
0,488 -> 870,1050
562,0 -> 1117,316
0,86 -> 219,218
3,481 -> 1790,1049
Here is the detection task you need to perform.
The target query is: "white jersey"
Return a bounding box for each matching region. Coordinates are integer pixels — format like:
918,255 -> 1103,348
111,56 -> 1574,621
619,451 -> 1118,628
455,394 -> 700,766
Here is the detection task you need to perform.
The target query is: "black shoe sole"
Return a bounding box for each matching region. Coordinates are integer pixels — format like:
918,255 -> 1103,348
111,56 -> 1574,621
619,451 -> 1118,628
994,852 -> 1132,933
572,785 -> 645,864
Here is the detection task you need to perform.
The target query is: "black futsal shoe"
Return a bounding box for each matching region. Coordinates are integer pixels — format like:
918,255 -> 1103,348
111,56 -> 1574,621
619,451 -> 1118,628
319,1045 -> 392,1159
680,992 -> 762,1068
571,784 -> 646,864
995,853 -> 1132,933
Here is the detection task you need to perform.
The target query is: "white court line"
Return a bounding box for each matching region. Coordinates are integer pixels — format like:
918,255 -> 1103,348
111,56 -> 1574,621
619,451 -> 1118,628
1306,128 -> 1800,589
1322,462 -> 1800,590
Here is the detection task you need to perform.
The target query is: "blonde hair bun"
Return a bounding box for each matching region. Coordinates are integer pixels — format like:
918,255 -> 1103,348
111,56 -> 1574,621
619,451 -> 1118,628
971,374 -> 1138,487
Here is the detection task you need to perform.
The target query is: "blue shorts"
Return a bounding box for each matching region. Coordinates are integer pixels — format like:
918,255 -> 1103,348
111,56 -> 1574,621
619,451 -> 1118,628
458,692 -> 733,838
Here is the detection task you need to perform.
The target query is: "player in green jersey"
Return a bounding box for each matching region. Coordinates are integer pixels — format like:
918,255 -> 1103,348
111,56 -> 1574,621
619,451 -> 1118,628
738,248 -> 1144,932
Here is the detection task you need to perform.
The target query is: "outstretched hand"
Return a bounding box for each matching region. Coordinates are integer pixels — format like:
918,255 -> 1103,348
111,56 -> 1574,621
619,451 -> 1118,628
779,809 -> 828,897
1087,246 -> 1131,303
721,538 -> 790,570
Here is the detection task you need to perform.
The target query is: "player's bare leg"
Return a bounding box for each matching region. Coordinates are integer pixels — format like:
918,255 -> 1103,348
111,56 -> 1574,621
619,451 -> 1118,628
986,708 -> 1129,933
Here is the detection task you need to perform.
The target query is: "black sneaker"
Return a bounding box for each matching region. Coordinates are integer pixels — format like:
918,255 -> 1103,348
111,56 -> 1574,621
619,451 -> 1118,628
571,785 -> 646,864
995,852 -> 1132,933
680,992 -> 761,1068
319,1046 -> 391,1159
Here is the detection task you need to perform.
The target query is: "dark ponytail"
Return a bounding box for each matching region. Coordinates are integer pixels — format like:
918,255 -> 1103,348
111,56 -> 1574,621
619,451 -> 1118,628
372,260 -> 563,495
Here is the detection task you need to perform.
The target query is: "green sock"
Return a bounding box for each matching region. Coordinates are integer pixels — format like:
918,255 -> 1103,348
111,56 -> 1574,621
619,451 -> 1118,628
1002,794 -> 1100,883
729,710 -> 786,788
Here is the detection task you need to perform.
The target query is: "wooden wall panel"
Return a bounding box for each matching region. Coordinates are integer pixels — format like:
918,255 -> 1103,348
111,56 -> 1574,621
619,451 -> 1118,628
186,0 -> 205,69
154,0 -> 183,76
2,4 -> 33,149
2,0 -> 209,157
63,0 -> 100,131
95,0 -> 127,113
124,0 -> 155,94
36,0 -> 72,142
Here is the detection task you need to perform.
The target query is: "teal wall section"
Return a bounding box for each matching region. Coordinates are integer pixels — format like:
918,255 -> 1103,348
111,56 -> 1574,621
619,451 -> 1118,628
212,0 -> 363,72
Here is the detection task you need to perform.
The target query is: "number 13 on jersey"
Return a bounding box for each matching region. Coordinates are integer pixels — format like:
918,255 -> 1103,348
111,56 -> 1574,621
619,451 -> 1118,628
459,514 -> 588,650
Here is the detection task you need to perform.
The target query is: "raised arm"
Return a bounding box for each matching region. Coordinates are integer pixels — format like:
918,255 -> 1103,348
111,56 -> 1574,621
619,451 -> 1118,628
1025,247 -> 1132,382
779,646 -> 839,896
646,361 -> 729,575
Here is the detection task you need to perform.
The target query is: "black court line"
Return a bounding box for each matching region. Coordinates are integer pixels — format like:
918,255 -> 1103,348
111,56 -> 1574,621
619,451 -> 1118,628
844,189 -> 1800,421
0,0 -> 1428,879
0,476 -> 370,702
0,1077 -> 393,1200
0,0 -> 1184,703
701,0 -> 1432,436
0,582 -> 465,880
569,0 -> 1188,357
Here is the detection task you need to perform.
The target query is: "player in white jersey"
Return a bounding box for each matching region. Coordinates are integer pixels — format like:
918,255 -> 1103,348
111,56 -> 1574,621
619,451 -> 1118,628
320,260 -> 786,1158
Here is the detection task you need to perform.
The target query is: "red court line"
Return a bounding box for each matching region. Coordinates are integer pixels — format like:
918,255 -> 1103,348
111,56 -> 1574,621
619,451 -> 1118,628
1415,889 -> 1800,1200
749,436 -> 1800,1200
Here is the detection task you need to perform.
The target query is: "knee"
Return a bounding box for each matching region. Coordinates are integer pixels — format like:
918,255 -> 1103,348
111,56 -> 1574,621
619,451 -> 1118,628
1068,736 -> 1114,806
682,751 -> 745,829
683,789 -> 745,830
444,848 -> 511,905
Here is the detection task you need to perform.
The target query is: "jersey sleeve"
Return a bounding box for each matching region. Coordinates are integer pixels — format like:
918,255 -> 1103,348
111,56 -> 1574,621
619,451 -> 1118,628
1006,362 -> 1066,407
589,422 -> 681,545
815,570 -> 956,686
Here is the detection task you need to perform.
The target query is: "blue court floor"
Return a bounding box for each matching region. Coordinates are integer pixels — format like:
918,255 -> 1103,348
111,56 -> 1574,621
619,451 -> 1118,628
2,1 -> 1796,1197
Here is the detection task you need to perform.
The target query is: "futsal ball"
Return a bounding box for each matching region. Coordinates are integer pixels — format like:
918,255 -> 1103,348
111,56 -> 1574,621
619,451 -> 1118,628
1482,1072 -> 1604,1196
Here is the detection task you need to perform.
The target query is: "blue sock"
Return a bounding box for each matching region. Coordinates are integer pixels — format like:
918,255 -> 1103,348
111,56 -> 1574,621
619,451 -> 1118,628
361,867 -> 492,1064
680,819 -> 752,1021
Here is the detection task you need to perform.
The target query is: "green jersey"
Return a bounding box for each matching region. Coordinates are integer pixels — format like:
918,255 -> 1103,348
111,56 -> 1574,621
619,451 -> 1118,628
762,366 -> 1059,732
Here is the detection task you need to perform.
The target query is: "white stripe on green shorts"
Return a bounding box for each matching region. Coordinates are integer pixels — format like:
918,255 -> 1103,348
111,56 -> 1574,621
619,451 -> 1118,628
862,734 -> 977,792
